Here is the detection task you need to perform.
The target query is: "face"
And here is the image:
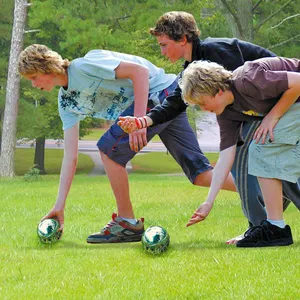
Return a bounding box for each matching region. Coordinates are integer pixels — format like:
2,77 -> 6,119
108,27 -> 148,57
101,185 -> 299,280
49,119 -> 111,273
197,94 -> 226,115
156,34 -> 185,63
24,73 -> 58,92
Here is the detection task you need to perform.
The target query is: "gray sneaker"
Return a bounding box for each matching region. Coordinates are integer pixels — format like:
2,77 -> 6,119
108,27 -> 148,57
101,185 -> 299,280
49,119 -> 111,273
87,213 -> 144,244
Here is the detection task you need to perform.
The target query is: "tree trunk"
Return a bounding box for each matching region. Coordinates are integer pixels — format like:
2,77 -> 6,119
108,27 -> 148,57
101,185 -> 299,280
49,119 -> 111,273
34,137 -> 46,174
217,0 -> 254,42
0,0 -> 27,177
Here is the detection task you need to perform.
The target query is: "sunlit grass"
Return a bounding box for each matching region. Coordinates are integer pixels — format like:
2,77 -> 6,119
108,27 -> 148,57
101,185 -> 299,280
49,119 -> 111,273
0,174 -> 299,299
131,152 -> 219,173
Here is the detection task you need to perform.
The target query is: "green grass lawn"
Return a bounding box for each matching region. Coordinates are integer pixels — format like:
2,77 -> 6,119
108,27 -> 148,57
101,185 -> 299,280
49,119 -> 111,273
15,148 -> 94,176
1,174 -> 299,299
15,149 -> 218,176
81,128 -> 106,141
131,152 -> 219,173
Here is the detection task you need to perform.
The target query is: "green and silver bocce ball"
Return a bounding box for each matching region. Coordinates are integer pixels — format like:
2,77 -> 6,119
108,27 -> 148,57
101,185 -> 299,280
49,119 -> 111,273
142,226 -> 170,254
37,219 -> 62,244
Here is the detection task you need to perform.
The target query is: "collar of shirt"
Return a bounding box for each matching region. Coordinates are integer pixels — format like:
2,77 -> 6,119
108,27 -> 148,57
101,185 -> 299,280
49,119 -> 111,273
183,37 -> 202,69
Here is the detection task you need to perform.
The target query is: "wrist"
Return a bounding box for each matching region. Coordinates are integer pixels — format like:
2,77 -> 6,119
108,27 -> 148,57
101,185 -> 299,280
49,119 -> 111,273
145,116 -> 153,126
205,199 -> 214,206
54,201 -> 65,211
134,116 -> 153,129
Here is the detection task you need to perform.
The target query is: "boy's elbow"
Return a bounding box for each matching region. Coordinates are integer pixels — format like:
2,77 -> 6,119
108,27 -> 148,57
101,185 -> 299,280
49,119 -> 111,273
64,154 -> 78,167
137,65 -> 149,77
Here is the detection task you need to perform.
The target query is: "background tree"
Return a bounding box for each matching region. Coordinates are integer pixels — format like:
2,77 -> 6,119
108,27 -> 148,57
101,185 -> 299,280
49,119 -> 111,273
215,0 -> 300,57
0,0 -> 28,177
0,0 -> 14,151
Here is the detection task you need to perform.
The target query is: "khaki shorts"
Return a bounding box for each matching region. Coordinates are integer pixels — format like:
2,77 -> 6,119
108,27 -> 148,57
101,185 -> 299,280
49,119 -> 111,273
249,103 -> 300,183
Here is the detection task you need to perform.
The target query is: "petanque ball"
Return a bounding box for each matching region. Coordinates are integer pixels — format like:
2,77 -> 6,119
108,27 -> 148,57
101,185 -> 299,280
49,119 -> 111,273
37,219 -> 62,244
141,226 -> 170,254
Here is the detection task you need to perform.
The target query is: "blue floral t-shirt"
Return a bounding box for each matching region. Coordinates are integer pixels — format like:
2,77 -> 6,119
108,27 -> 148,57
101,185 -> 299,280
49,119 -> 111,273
58,50 -> 176,130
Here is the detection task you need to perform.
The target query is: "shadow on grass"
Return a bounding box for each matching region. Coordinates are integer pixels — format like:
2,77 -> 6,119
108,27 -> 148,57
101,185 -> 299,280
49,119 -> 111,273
23,239 -> 300,251
171,239 -> 228,250
165,239 -> 300,251
23,239 -> 142,250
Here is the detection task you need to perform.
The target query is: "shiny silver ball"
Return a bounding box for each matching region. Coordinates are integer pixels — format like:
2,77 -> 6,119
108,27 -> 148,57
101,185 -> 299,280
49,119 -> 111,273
37,219 -> 61,244
142,226 -> 170,254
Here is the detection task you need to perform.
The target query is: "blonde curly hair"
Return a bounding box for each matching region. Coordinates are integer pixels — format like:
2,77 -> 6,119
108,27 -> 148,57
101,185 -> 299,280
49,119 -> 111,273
179,60 -> 233,105
19,44 -> 70,76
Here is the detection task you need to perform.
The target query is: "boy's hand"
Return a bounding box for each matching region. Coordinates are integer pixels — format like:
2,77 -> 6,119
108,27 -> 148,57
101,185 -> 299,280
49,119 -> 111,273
253,115 -> 279,144
129,128 -> 148,152
41,207 -> 64,232
186,202 -> 213,227
118,116 -> 138,133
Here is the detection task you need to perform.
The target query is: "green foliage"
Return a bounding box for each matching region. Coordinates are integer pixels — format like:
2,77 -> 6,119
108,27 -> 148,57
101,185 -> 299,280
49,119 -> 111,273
26,0 -> 229,72
216,0 -> 300,57
253,0 -> 300,57
17,98 -> 48,139
23,167 -> 41,182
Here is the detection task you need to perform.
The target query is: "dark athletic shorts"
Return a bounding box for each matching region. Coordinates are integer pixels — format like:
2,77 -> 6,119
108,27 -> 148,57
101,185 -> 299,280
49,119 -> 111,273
97,80 -> 212,183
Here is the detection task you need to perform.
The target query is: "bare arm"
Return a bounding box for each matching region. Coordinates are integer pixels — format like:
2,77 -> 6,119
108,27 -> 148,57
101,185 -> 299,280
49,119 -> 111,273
41,123 -> 79,230
115,61 -> 149,117
254,72 -> 300,143
187,145 -> 236,226
115,61 -> 149,152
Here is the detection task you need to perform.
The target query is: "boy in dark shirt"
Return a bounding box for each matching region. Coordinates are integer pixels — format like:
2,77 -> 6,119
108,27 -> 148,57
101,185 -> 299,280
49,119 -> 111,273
179,57 -> 300,247
119,11 -> 299,244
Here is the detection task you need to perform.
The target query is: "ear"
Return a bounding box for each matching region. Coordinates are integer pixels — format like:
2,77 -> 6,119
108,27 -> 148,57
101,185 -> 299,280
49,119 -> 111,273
180,35 -> 188,46
217,89 -> 223,96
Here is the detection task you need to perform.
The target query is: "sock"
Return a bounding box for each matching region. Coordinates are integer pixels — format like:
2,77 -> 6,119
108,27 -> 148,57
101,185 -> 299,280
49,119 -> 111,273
120,217 -> 137,225
267,219 -> 286,228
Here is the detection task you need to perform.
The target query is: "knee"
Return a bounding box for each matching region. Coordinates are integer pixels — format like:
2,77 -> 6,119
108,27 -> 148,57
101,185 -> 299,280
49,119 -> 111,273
193,170 -> 212,188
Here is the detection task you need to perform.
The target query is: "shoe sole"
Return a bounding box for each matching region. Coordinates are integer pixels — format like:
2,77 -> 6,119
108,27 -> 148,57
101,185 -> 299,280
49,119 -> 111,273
86,234 -> 142,244
236,238 -> 293,248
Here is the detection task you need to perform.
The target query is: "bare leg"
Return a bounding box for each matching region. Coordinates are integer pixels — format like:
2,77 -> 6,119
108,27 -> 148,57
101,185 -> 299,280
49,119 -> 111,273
258,177 -> 283,220
227,178 -> 284,244
193,169 -> 236,192
100,151 -> 134,219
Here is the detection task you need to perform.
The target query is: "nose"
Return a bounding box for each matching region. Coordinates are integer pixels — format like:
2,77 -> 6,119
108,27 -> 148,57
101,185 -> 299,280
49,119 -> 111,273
32,80 -> 37,88
160,47 -> 166,56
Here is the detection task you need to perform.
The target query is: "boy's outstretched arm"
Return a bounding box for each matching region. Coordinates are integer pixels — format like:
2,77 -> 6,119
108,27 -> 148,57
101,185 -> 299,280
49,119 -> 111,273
186,145 -> 236,227
41,123 -> 79,231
